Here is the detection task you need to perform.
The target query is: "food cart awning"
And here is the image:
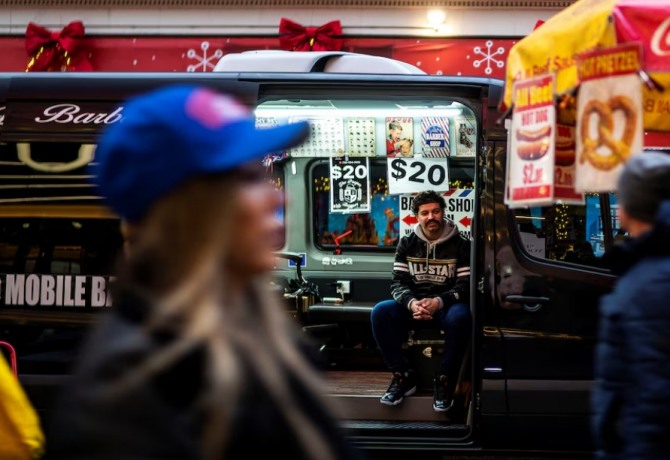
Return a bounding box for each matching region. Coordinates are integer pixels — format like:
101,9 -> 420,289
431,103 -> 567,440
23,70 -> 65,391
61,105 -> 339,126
502,0 -> 670,133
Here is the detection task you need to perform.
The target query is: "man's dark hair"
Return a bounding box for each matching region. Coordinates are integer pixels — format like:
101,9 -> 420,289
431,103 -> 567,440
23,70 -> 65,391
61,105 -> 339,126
411,190 -> 446,215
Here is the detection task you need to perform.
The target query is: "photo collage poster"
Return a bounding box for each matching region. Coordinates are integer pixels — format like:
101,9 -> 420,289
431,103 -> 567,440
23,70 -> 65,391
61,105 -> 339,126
287,117 -> 345,157
345,118 -> 376,157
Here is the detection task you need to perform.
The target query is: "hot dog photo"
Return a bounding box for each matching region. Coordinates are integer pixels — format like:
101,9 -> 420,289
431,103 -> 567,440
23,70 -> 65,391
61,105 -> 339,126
515,125 -> 552,161
555,138 -> 576,167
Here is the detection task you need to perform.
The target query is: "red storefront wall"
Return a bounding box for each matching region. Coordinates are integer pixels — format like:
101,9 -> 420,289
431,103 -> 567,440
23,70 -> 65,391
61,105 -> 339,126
4,35 -> 517,78
5,34 -> 668,146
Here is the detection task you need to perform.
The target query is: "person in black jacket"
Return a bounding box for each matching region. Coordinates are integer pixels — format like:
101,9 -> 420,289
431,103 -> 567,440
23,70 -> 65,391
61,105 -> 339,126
592,151 -> 670,460
370,190 -> 471,412
45,85 -> 364,460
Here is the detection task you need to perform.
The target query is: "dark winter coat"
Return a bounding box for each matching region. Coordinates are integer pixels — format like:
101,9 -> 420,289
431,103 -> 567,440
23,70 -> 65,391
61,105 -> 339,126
592,201 -> 670,460
45,288 -> 364,460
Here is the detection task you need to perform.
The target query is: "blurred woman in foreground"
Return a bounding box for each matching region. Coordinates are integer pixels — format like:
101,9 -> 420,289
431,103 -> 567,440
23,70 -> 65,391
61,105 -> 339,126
46,85 -> 363,460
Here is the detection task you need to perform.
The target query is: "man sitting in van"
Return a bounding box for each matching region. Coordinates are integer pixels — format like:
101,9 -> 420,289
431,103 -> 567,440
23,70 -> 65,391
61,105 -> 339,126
371,190 -> 471,412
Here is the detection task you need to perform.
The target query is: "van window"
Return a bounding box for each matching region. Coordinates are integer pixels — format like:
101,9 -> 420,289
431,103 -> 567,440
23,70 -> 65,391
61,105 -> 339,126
256,97 -> 478,252
312,159 -> 399,250
512,193 -> 619,268
0,142 -> 123,275
0,218 -> 122,276
312,159 -> 475,252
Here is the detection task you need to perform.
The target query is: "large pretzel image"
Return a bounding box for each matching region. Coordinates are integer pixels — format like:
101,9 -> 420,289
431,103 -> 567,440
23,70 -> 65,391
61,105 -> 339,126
579,95 -> 637,171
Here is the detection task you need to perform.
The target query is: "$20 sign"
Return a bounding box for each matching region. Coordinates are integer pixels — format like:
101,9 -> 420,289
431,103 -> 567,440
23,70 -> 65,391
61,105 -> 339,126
387,157 -> 450,195
330,157 -> 370,213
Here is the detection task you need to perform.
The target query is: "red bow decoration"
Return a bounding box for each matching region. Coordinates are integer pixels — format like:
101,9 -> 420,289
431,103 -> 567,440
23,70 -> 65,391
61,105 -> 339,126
279,18 -> 343,52
25,21 -> 93,72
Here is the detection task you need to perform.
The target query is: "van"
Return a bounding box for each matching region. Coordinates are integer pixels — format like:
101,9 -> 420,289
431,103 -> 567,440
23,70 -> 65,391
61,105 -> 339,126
0,51 -> 617,457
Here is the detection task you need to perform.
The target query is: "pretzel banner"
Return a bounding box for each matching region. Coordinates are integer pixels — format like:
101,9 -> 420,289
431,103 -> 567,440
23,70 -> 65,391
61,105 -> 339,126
574,42 -> 643,193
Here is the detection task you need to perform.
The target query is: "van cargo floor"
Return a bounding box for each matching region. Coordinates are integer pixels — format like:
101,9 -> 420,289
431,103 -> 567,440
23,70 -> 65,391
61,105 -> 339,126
324,370 -> 470,429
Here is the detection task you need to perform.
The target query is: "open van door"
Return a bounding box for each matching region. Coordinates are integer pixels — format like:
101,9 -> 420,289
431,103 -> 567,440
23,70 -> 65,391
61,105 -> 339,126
487,123 -> 618,452
212,51 -> 509,455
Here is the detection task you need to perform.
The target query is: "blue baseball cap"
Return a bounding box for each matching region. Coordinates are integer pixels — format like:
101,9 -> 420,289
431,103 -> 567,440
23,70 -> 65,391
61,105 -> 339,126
91,85 -> 309,222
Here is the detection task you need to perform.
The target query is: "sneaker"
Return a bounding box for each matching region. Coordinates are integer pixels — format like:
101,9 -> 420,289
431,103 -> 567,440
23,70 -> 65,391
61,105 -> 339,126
380,371 -> 417,406
433,374 -> 454,412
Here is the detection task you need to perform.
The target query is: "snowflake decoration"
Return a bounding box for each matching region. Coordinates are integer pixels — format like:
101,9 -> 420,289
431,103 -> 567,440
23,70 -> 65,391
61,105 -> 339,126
186,41 -> 224,72
472,40 -> 505,75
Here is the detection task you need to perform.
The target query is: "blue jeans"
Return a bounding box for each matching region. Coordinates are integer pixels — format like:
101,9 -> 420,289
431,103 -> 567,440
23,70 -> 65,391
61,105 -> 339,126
370,299 -> 471,383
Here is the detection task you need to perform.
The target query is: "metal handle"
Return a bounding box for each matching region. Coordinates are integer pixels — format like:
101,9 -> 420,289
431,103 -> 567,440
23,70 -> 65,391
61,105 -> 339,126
274,251 -> 306,283
505,295 -> 550,312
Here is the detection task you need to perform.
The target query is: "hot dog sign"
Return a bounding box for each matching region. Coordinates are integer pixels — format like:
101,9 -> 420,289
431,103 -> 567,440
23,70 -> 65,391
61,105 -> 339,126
506,74 -> 556,208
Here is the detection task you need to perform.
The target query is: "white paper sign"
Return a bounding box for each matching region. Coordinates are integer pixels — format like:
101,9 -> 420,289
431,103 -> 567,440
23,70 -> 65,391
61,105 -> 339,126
398,189 -> 474,239
387,157 -> 450,195
507,74 -> 556,208
399,193 -> 416,237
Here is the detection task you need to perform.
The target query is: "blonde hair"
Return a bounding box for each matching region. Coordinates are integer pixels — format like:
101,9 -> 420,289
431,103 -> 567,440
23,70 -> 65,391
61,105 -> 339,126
114,174 -> 339,460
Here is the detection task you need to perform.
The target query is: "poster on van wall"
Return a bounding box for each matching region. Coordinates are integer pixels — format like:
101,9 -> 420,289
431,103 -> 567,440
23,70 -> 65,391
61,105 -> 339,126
554,124 -> 585,205
386,117 -> 414,157
574,43 -> 643,193
453,116 -> 477,157
506,74 -> 556,208
420,117 -> 450,157
330,156 -> 370,213
287,117 -> 345,157
345,118 -> 376,157
255,116 -> 277,129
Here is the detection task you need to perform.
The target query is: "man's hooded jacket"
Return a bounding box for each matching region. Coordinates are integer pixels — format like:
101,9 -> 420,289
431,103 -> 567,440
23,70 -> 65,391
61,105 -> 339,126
391,219 -> 470,310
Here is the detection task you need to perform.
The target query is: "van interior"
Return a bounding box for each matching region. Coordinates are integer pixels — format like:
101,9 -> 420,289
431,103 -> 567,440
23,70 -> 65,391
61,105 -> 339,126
256,96 -> 479,440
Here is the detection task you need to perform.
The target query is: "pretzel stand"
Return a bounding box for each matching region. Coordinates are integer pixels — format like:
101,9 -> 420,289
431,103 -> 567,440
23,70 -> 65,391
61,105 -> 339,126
501,0 -> 670,205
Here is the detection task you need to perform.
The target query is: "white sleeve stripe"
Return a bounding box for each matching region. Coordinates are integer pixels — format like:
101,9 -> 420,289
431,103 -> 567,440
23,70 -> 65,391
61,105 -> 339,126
394,262 -> 409,267
457,271 -> 470,277
394,267 -> 409,273
457,266 -> 470,272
